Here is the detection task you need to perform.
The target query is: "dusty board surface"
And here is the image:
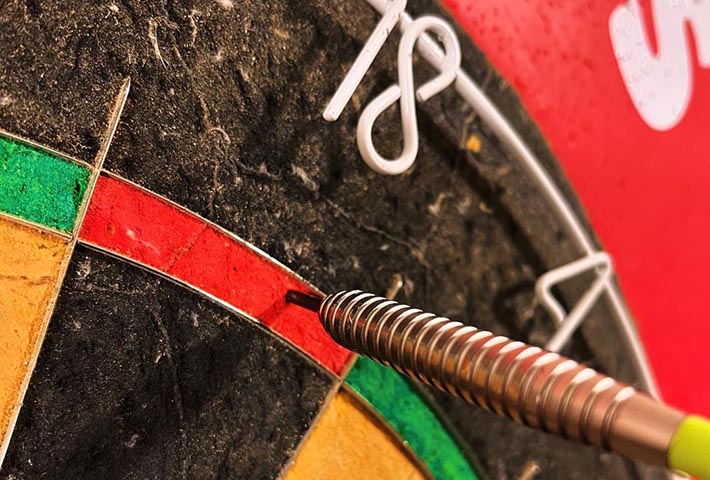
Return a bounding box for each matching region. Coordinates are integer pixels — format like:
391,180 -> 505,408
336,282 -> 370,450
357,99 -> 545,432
0,0 -> 663,478
1,246 -> 334,479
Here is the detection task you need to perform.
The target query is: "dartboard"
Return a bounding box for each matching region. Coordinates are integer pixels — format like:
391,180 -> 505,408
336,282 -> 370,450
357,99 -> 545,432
0,1 -> 678,479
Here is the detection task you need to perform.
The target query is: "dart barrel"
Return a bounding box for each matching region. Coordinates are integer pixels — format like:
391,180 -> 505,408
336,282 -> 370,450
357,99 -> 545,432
318,290 -> 686,468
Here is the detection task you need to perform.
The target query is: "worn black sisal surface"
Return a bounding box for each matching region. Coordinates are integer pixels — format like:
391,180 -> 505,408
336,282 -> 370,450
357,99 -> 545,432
2,246 -> 335,479
0,0 -> 663,478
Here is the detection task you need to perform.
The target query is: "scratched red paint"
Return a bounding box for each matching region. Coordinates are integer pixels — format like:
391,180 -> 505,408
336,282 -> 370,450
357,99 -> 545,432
444,0 -> 710,413
80,175 -> 352,375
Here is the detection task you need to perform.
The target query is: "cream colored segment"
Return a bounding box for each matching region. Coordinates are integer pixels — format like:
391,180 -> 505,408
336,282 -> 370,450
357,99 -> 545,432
286,391 -> 427,480
0,217 -> 68,448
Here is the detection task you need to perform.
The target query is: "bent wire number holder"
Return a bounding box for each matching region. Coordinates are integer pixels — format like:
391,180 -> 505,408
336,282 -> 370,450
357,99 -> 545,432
323,0 -> 660,401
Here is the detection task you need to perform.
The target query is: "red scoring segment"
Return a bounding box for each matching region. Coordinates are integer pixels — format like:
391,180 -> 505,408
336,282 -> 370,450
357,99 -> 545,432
80,174 -> 352,375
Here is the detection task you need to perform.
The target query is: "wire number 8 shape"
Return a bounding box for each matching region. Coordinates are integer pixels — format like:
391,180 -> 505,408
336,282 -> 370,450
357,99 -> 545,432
323,0 -> 461,175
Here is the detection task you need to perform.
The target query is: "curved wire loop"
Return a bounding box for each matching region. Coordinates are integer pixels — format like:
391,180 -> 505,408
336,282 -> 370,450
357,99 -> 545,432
356,17 -> 461,174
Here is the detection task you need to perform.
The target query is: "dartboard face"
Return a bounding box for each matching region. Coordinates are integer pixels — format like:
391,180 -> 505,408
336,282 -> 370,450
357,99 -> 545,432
0,1 -> 670,479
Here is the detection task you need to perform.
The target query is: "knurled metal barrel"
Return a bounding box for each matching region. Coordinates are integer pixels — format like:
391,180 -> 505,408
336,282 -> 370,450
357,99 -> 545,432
320,290 -> 685,467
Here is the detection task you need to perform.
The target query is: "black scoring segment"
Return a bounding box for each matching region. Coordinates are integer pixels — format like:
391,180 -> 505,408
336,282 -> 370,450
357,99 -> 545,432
1,246 -> 334,479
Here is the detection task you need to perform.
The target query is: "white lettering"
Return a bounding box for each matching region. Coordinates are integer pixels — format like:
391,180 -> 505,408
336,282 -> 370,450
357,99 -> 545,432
609,0 -> 710,130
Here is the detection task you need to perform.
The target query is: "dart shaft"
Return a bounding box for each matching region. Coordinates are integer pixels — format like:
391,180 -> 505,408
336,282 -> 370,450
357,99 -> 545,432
288,289 -> 702,473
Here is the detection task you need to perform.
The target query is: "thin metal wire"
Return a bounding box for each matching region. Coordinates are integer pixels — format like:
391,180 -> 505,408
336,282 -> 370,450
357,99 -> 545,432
537,252 -> 613,352
0,78 -> 131,469
325,12 -> 461,175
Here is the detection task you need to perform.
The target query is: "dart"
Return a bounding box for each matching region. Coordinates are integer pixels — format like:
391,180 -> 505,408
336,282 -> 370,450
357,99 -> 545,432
287,289 -> 710,479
